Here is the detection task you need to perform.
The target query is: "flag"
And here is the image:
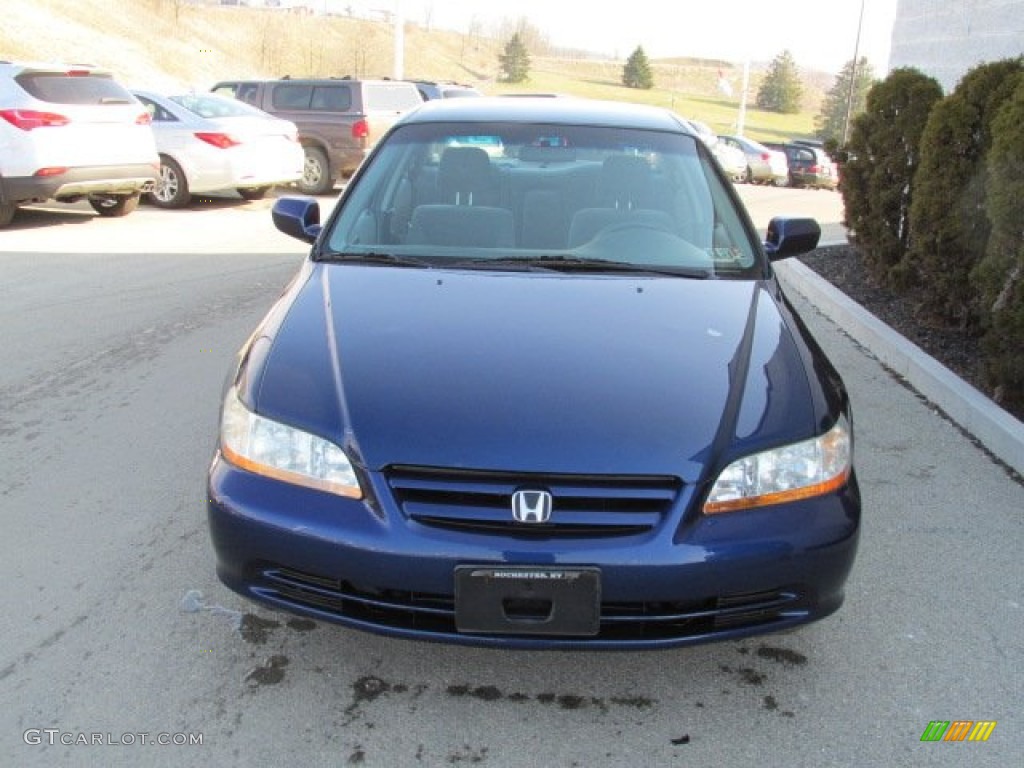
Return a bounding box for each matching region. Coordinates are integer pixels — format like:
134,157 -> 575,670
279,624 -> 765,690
717,69 -> 733,97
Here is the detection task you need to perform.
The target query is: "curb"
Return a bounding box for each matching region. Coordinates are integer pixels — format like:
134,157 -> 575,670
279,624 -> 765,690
775,257 -> 1024,477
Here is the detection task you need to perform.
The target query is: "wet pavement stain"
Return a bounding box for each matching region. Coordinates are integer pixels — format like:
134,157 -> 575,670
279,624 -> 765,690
344,675 -> 392,719
287,617 -> 317,632
557,694 -> 586,710
738,668 -> 766,686
239,614 -> 282,644
348,745 -> 365,764
756,645 -> 808,665
447,684 -> 501,702
447,684 -> 654,711
608,695 -> 654,709
447,744 -> 488,764
245,654 -> 289,687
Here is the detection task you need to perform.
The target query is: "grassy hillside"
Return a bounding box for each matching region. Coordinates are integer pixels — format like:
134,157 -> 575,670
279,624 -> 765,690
1,0 -> 824,142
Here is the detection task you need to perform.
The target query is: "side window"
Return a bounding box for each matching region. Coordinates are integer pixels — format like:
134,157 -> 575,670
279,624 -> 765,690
271,84 -> 313,111
134,95 -> 176,123
363,83 -> 423,111
310,86 -> 351,112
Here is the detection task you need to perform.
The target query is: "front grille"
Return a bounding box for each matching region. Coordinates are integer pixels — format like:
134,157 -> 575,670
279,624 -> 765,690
384,465 -> 682,537
257,565 -> 802,642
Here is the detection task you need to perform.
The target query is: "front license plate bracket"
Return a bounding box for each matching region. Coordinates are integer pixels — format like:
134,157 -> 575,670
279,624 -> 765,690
454,566 -> 601,636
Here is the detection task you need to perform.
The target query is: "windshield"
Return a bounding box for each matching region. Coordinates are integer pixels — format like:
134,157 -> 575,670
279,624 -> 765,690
323,120 -> 762,277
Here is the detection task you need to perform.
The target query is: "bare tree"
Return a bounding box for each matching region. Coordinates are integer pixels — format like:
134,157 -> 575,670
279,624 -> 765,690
494,16 -> 548,56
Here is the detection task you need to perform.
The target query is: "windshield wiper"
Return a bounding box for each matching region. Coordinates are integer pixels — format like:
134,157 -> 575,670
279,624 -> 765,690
317,250 -> 433,268
447,256 -> 560,272
458,255 -> 712,278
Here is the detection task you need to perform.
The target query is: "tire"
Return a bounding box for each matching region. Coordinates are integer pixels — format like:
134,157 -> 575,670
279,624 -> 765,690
0,201 -> 15,228
147,156 -> 190,208
237,186 -> 270,201
297,146 -> 333,195
745,167 -> 754,185
89,192 -> 141,217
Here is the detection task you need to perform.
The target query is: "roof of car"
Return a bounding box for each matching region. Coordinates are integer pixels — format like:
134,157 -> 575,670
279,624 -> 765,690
0,60 -> 110,75
399,97 -> 697,135
212,77 -> 412,86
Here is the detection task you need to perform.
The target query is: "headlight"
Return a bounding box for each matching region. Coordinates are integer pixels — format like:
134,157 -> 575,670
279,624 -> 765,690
703,417 -> 852,514
219,386 -> 362,498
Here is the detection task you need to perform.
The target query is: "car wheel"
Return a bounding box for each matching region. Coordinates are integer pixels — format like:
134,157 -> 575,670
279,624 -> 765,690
89,193 -> 141,217
237,186 -> 271,201
147,156 -> 191,209
297,147 -> 333,195
745,167 -> 754,184
0,201 -> 15,228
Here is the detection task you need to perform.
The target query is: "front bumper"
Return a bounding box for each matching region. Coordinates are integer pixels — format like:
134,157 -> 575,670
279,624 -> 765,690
207,453 -> 860,650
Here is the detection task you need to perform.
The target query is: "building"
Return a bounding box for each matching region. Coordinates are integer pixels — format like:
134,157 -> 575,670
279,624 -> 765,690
888,0 -> 1024,92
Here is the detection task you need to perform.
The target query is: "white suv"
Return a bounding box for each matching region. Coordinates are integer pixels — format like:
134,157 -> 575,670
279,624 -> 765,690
0,61 -> 159,227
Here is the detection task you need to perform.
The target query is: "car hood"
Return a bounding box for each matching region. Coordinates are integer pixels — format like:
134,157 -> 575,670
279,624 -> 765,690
253,265 -> 815,484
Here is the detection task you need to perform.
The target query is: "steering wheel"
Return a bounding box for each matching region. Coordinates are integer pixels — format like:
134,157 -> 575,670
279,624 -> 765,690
582,221 -> 710,267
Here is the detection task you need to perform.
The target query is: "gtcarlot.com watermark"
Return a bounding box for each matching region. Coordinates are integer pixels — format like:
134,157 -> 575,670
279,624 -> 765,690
24,729 -> 203,747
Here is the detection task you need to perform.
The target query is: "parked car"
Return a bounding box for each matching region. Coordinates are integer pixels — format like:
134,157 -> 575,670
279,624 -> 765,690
131,90 -> 303,208
791,138 -> 842,185
719,134 -> 789,186
709,138 -> 748,183
207,97 -> 860,650
766,141 -> 839,190
0,60 -> 158,227
210,77 -> 423,194
675,117 -> 747,182
410,79 -> 482,100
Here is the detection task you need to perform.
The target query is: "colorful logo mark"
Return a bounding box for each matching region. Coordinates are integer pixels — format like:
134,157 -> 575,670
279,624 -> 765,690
920,721 -> 997,742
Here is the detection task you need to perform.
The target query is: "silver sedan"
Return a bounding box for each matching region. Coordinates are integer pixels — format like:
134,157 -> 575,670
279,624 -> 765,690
720,134 -> 789,186
131,90 -> 304,208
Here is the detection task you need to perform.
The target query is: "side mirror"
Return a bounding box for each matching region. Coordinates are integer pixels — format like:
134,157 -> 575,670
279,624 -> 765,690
272,196 -> 322,244
764,216 -> 821,260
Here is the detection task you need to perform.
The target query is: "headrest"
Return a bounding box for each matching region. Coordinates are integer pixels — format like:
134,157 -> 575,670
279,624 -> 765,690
438,146 -> 493,198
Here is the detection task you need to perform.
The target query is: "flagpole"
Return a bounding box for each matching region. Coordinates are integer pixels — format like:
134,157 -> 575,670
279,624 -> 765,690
736,60 -> 750,136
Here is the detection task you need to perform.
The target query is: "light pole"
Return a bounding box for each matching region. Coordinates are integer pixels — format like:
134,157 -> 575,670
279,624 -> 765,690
842,0 -> 866,146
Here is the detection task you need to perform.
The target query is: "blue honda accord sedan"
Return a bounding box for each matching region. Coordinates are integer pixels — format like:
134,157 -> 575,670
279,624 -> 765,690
207,97 -> 860,649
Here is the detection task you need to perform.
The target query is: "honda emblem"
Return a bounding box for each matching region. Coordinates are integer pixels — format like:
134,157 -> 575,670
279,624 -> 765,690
511,489 -> 553,524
